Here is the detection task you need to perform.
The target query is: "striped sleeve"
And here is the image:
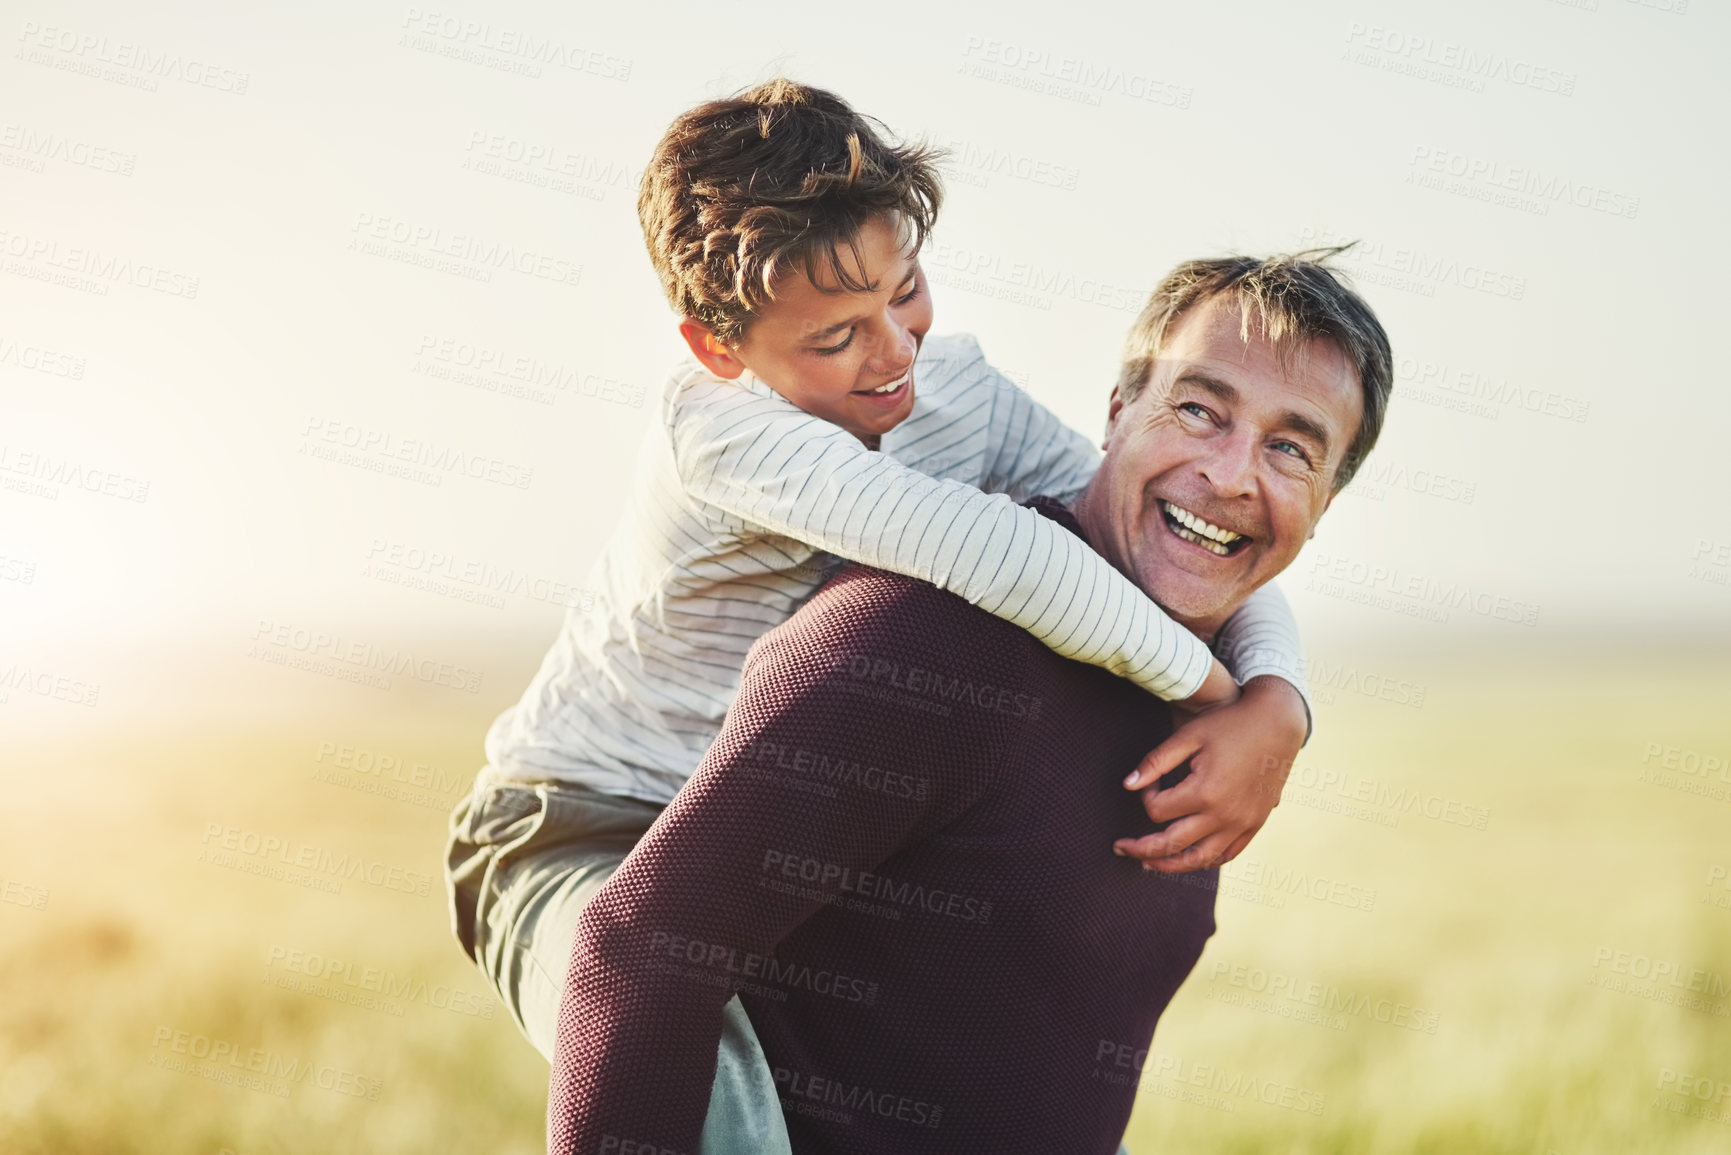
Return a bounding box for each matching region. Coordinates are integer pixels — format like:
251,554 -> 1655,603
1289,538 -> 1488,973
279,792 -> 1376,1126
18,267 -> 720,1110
670,377 -> 1216,701
1212,580 -> 1315,742
974,357 -> 1102,504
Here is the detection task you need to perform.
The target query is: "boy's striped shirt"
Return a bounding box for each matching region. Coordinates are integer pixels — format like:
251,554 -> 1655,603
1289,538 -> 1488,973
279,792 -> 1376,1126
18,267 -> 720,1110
482,334 -> 1307,804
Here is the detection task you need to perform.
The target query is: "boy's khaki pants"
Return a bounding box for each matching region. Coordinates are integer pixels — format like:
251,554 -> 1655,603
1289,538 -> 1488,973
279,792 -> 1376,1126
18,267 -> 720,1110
444,778 -> 793,1154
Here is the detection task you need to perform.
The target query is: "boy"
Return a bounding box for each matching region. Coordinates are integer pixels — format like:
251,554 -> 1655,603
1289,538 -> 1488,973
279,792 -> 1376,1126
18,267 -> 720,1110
446,79 -> 1310,1151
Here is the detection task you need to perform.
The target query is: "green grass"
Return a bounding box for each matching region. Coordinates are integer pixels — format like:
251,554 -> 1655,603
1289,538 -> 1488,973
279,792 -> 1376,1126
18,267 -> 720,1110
2,649 -> 1728,1153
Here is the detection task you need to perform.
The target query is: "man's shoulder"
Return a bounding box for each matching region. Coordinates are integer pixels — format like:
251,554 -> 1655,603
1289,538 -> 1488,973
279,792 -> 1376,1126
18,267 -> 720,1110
747,565 -> 1042,699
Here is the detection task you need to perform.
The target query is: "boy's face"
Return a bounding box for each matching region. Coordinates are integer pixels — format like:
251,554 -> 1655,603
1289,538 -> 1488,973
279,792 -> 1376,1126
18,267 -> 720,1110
705,214 -> 932,446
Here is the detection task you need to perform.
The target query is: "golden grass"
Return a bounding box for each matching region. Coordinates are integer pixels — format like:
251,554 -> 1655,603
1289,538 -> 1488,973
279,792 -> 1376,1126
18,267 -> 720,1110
2,648 -> 1727,1153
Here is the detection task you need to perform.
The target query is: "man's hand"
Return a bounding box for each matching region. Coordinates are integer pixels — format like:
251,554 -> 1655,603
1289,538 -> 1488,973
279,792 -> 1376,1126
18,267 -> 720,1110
1113,675 -> 1308,873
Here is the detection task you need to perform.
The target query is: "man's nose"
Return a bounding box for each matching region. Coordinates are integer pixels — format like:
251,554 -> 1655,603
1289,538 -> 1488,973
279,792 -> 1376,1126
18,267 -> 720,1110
1197,425 -> 1259,497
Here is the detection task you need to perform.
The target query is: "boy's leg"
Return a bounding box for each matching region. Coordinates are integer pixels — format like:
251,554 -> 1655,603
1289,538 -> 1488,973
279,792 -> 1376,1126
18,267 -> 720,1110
445,780 -> 792,1155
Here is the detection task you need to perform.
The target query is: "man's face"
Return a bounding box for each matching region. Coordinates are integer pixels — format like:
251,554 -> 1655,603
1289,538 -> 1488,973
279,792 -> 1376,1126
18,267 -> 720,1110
1089,294 -> 1364,635
730,214 -> 932,445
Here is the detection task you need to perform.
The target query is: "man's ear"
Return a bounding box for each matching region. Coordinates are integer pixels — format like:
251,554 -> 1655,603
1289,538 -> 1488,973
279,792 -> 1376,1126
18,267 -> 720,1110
1101,386 -> 1127,450
1309,488 -> 1339,541
678,317 -> 747,380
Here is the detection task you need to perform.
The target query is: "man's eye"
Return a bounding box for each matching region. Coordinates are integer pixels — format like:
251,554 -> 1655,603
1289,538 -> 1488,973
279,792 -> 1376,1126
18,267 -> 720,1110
1272,440 -> 1311,463
813,330 -> 855,356
1178,402 -> 1211,419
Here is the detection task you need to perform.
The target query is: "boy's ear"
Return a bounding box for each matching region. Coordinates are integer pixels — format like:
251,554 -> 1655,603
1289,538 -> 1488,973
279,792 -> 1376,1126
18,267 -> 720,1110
678,317 -> 746,380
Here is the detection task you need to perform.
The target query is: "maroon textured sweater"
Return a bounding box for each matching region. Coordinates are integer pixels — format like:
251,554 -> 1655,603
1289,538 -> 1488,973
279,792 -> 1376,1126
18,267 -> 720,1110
549,501 -> 1218,1154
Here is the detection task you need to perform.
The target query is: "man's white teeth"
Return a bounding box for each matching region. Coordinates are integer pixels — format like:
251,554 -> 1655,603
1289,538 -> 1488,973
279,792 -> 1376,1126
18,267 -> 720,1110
1161,500 -> 1244,554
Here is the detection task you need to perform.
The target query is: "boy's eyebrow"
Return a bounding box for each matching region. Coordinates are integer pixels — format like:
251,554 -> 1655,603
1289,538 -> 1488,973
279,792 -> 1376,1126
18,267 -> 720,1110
803,266 -> 920,342
1175,371 -> 1334,456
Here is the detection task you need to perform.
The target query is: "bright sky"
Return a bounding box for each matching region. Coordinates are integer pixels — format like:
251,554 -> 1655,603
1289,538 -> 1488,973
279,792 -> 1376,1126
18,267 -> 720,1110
3,0 -> 1727,717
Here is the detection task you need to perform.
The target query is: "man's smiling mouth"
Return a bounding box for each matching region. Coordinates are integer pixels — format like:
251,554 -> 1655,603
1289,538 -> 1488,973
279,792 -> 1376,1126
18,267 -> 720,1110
1160,500 -> 1251,557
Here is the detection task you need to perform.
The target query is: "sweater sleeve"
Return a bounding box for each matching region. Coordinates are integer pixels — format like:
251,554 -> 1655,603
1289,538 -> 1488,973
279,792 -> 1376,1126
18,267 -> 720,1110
669,375 -> 1214,701
546,576 -> 1009,1154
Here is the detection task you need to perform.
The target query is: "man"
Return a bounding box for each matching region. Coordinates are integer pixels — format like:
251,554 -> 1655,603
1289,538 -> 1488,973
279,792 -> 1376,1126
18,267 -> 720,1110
546,251 -> 1393,1153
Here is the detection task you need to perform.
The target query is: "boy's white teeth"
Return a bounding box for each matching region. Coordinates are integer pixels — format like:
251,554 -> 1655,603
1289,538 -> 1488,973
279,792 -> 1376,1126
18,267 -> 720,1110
1161,500 -> 1244,551
866,375 -> 907,395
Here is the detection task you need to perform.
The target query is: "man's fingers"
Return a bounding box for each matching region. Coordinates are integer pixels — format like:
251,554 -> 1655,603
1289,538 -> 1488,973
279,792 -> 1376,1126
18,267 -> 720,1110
1113,815 -> 1215,864
1123,727 -> 1206,790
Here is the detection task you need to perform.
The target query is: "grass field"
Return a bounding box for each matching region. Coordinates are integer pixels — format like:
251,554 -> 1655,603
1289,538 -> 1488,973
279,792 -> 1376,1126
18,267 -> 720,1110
2,645 -> 1728,1154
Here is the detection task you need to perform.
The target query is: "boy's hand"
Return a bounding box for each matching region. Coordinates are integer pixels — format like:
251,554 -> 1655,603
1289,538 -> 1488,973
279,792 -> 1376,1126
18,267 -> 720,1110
1112,675 -> 1308,873
1174,657 -> 1240,719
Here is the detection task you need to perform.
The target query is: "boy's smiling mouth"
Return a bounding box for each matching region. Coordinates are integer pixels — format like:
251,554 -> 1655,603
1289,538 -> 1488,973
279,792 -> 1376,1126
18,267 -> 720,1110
1159,499 -> 1251,557
853,371 -> 912,406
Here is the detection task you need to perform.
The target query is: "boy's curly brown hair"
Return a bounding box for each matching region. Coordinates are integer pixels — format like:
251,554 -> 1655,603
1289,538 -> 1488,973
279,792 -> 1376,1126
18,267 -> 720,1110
637,78 -> 944,345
